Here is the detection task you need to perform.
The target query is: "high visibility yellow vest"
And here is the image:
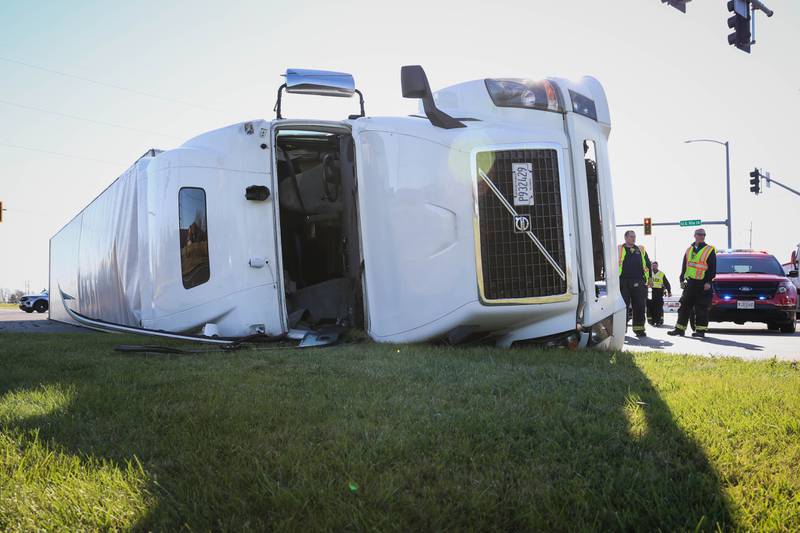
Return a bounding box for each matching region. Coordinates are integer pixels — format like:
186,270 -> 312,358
684,244 -> 715,280
652,271 -> 665,289
618,244 -> 649,282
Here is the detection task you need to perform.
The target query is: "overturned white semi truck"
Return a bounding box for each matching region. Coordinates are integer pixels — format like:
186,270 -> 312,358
49,66 -> 626,349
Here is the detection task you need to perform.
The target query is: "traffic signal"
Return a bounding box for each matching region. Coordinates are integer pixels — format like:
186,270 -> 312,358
749,168 -> 761,194
644,217 -> 652,235
727,0 -> 751,53
661,0 -> 690,12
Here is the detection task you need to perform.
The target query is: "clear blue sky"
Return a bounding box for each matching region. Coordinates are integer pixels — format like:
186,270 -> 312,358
1,0 -> 798,293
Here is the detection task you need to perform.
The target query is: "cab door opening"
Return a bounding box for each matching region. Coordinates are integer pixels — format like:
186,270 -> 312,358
275,127 -> 363,331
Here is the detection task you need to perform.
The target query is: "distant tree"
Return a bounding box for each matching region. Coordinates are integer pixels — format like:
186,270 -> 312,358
8,290 -> 24,304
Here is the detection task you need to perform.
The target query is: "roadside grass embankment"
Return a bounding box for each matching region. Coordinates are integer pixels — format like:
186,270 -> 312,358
1,333 -> 798,531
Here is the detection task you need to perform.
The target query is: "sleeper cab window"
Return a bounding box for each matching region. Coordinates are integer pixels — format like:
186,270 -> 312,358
178,187 -> 211,289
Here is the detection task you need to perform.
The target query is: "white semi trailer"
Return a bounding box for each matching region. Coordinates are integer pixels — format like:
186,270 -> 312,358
49,66 -> 626,349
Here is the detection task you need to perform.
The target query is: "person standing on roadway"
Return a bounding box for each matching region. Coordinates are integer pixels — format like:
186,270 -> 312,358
619,230 -> 652,338
648,261 -> 672,326
668,228 -> 717,338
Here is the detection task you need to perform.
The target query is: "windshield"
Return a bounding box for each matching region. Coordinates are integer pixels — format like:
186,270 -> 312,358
717,255 -> 784,276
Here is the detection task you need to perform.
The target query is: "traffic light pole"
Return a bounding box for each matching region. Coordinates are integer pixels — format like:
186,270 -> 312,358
684,139 -> 732,248
763,174 -> 800,198
724,141 -> 732,248
616,220 -> 727,228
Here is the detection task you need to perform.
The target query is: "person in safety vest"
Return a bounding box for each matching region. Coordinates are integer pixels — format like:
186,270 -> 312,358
647,261 -> 672,326
668,228 -> 717,338
619,230 -> 652,337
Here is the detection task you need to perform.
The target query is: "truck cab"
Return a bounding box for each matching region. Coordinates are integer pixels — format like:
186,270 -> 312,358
49,66 -> 626,349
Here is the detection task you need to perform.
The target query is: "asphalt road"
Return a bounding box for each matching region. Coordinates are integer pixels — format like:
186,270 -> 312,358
0,308 -> 797,360
624,313 -> 800,361
0,308 -> 92,334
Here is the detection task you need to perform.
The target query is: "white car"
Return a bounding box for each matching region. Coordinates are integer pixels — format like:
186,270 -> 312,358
782,245 -> 800,311
19,291 -> 49,313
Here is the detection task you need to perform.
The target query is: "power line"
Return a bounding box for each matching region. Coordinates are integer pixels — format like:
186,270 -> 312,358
0,55 -> 226,114
0,142 -> 125,166
0,98 -> 182,139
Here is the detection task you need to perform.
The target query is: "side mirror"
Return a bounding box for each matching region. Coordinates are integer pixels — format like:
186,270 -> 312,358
401,65 -> 429,99
789,270 -> 799,278
401,65 -> 465,130
286,69 -> 355,97
275,69 -> 365,119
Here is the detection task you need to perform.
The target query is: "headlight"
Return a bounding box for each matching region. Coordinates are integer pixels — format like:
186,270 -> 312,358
485,78 -> 563,113
778,281 -> 795,294
588,315 -> 614,346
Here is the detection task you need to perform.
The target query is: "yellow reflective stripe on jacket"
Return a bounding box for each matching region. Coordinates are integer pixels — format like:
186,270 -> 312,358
684,244 -> 715,280
652,271 -> 665,288
618,244 -> 650,282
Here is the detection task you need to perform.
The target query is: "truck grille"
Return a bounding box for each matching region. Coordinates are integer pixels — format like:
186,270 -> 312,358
714,280 -> 778,300
476,149 -> 567,301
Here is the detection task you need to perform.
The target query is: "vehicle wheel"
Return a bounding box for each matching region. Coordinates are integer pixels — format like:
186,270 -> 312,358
780,321 -> 796,334
767,322 -> 780,331
34,300 -> 48,313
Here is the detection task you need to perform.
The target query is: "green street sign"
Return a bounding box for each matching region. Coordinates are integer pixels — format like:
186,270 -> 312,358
679,219 -> 702,227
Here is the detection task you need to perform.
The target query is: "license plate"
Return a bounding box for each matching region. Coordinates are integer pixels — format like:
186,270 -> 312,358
512,162 -> 534,206
737,300 -> 755,309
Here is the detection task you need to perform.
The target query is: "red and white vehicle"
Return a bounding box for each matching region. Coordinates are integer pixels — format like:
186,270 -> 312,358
710,250 -> 797,333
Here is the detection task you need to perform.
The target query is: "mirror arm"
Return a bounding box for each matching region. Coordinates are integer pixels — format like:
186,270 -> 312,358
274,83 -> 287,120
275,83 -> 364,120
354,89 -> 365,118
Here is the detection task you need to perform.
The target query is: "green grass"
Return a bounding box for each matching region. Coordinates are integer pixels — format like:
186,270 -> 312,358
0,303 -> 20,310
1,333 -> 798,531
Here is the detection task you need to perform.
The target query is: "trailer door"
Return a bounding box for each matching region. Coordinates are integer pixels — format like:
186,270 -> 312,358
566,113 -> 623,328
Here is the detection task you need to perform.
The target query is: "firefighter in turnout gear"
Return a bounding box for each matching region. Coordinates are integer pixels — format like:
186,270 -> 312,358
648,261 -> 672,326
619,230 -> 652,337
668,228 -> 717,338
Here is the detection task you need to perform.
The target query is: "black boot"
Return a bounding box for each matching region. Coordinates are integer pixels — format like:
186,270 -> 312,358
667,329 -> 684,336
691,331 -> 705,338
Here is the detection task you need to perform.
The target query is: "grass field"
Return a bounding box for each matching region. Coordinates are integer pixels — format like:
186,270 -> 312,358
0,303 -> 20,310
1,333 -> 799,531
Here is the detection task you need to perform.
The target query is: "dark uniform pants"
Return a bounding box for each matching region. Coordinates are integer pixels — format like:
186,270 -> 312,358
651,288 -> 665,324
676,280 -> 712,332
620,278 -> 647,332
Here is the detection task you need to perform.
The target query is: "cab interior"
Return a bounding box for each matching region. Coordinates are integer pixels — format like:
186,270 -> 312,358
274,127 -> 363,331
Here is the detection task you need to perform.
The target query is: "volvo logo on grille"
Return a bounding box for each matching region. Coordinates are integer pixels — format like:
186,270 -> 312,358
739,286 -> 753,292
513,215 -> 531,233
